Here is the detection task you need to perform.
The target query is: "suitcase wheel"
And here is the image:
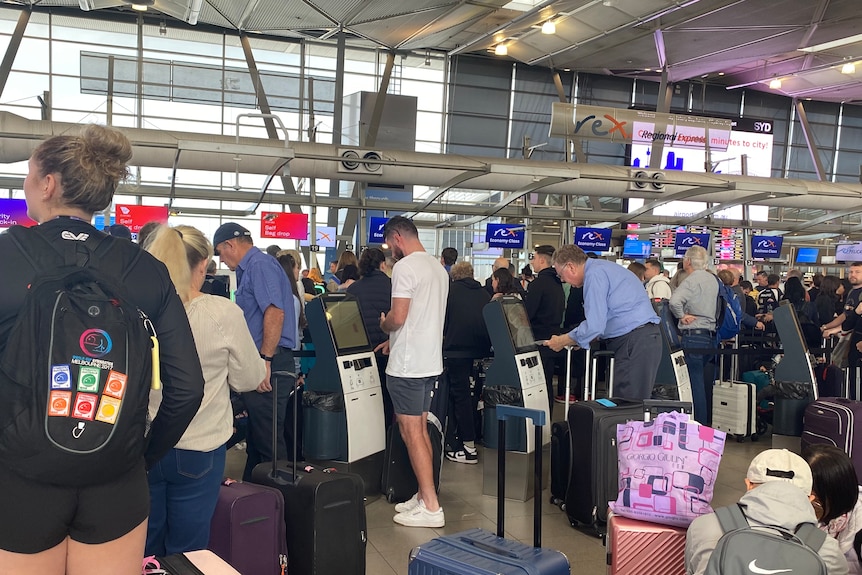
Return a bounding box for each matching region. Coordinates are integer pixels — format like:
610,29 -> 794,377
751,433 -> 759,442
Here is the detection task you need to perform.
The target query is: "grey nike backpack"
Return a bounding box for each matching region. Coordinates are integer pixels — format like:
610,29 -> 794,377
704,504 -> 827,575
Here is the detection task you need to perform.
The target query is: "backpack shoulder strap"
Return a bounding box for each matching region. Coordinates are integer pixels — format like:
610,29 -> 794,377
715,504 -> 750,534
8,225 -> 113,271
795,523 -> 827,553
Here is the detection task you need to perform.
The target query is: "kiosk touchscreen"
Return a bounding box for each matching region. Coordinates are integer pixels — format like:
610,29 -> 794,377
482,296 -> 551,500
303,293 -> 385,493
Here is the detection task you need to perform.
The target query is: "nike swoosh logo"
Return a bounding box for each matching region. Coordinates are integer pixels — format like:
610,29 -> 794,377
748,559 -> 792,575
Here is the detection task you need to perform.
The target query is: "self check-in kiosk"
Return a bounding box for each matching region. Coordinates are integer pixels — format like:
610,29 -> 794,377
303,293 -> 385,495
771,303 -> 818,451
481,296 -> 551,500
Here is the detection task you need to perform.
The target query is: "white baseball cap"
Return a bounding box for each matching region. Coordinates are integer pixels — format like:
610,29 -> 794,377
746,449 -> 813,494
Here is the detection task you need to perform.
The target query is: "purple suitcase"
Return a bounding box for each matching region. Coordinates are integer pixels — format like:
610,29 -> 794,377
208,479 -> 288,575
801,397 -> 862,480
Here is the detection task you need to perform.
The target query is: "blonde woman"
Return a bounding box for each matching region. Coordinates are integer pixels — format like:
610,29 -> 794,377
145,225 -> 265,556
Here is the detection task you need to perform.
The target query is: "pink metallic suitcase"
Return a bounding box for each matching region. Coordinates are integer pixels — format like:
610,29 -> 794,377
606,512 -> 686,575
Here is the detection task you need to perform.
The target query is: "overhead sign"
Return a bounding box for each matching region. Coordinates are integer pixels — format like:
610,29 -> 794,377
674,233 -> 711,258
574,227 -> 611,252
836,243 -> 862,262
550,103 -> 732,152
365,185 -> 413,202
368,217 -> 388,244
486,223 -> 525,249
0,199 -> 36,228
751,235 -> 783,259
261,212 -> 309,240
114,204 -> 168,233
300,226 -> 336,248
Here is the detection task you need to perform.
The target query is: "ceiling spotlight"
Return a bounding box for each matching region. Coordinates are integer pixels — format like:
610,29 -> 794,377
159,19 -> 167,35
769,78 -> 782,90
602,0 -> 615,6
842,62 -> 856,74
495,44 -> 508,56
425,49 -> 431,66
541,20 -> 556,35
131,3 -> 148,11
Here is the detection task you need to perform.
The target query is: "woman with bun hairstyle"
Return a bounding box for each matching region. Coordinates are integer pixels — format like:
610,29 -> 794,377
145,225 -> 265,557
0,125 -> 204,574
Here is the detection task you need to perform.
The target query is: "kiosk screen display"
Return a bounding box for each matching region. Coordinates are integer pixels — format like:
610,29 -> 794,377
323,299 -> 370,353
501,299 -> 536,353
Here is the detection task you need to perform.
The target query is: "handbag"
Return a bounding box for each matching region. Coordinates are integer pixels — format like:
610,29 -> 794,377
610,410 -> 726,527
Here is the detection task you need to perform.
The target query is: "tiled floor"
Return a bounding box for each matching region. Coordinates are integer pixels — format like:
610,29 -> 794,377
225,405 -> 774,575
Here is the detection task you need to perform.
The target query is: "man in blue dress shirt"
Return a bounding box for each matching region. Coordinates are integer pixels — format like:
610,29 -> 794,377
213,222 -> 297,480
546,245 -> 661,400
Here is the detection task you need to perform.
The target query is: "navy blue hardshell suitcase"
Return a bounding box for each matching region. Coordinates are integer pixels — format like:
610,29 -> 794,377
408,406 -> 569,575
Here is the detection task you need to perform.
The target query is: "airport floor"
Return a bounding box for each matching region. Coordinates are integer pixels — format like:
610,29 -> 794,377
223,403 -> 771,575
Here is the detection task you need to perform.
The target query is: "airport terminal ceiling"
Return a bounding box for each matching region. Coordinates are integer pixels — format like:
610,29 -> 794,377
3,1 -> 862,245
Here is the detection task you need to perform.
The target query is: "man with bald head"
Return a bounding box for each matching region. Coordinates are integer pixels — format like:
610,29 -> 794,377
484,256 -> 512,295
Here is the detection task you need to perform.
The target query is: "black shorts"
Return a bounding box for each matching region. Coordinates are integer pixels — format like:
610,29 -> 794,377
0,460 -> 149,554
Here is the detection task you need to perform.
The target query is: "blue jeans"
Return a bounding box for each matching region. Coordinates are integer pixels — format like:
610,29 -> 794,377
146,445 -> 226,557
682,333 -> 716,425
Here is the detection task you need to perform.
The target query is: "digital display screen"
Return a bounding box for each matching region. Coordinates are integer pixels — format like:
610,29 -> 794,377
795,247 -> 819,263
322,298 -> 370,353
623,239 -> 652,259
501,299 -> 536,353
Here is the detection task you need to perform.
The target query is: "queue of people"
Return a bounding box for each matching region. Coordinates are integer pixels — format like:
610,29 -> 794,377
3,125 -> 858,574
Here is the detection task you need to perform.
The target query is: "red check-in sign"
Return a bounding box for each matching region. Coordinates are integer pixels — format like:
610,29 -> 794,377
114,205 -> 169,233
261,212 -> 309,240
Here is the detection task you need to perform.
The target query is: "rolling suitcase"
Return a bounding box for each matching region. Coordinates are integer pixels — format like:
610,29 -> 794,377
407,405 -> 569,575
207,479 -> 287,575
711,381 -> 756,440
381,413 -> 444,502
605,512 -> 686,575
565,349 -> 643,534
802,397 -> 862,481
250,370 -> 367,575
565,351 -> 692,534
381,374 -> 445,502
550,346 -> 576,508
711,344 -> 758,441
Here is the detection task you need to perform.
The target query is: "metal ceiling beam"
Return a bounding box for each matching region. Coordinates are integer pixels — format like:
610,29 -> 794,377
238,33 -> 303,216
679,192 -> 774,225
0,9 -> 29,100
794,99 -> 827,181
618,187 -> 721,222
785,205 -> 862,232
450,176 -> 572,226
447,0 -> 557,56
402,169 -> 490,218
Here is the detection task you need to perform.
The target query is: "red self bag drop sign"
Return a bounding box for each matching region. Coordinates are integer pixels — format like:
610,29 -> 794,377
261,212 -> 309,240
114,205 -> 168,233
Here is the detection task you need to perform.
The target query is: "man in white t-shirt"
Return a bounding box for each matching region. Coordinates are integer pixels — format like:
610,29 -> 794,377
377,216 -> 450,528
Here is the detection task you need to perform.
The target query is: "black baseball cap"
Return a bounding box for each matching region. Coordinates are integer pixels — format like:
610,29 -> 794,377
213,222 -> 251,255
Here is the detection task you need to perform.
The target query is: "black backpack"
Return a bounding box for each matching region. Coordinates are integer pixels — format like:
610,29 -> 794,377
0,226 -> 154,486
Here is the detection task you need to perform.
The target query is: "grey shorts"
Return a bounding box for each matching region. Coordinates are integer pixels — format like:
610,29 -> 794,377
386,375 -> 436,416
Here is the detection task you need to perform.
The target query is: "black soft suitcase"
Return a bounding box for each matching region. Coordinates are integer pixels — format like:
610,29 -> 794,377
381,375 -> 445,503
381,414 -> 444,502
250,370 -> 367,575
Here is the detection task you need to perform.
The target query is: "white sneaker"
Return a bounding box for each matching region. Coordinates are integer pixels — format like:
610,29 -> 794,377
393,500 -> 445,528
394,492 -> 420,514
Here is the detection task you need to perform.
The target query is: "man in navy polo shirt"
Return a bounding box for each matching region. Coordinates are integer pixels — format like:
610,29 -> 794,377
213,222 -> 297,480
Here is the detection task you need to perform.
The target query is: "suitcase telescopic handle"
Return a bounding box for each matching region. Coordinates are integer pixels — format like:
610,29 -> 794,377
496,405 -> 546,548
271,370 -> 299,484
